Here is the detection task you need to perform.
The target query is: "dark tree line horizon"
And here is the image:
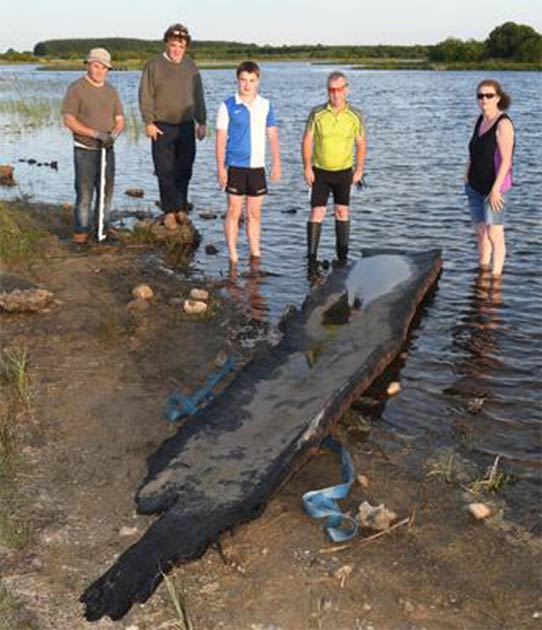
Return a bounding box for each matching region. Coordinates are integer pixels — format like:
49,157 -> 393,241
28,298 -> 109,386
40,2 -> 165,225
1,21 -> 540,65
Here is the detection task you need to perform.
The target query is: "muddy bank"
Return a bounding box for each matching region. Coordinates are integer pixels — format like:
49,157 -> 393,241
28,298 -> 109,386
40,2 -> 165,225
0,200 -> 540,629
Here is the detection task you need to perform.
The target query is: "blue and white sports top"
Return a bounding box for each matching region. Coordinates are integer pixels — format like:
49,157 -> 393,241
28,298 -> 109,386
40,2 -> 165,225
216,94 -> 276,168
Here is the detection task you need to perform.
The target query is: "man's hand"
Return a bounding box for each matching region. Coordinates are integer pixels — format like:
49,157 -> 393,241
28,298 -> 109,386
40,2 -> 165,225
94,130 -> 114,149
196,124 -> 206,141
304,165 -> 315,187
145,123 -> 164,141
352,168 -> 364,185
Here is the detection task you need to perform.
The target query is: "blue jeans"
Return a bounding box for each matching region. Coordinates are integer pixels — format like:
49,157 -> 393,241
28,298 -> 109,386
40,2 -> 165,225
151,122 -> 196,212
465,183 -> 506,226
74,147 -> 115,235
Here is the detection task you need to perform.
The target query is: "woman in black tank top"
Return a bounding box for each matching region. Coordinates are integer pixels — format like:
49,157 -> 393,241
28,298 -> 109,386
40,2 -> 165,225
464,79 -> 514,278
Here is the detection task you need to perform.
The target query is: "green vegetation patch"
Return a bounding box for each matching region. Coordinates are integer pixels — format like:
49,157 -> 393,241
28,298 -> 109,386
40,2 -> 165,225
0,77 -> 61,126
0,202 -> 51,265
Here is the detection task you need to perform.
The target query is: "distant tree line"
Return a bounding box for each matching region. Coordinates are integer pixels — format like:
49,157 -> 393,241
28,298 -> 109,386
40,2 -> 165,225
31,37 -> 429,61
429,22 -> 542,63
0,49 -> 38,61
2,21 -> 538,65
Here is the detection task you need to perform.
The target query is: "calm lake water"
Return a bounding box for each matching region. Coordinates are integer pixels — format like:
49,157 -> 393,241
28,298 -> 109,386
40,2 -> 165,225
1,63 -> 541,521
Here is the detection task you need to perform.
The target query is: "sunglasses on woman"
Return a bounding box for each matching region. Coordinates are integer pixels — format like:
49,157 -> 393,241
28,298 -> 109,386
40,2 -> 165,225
477,93 -> 497,100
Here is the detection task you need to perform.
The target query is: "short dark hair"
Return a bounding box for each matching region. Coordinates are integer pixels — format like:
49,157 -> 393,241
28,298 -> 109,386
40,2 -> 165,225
327,71 -> 348,86
163,23 -> 191,46
236,61 -> 260,78
477,79 -> 511,111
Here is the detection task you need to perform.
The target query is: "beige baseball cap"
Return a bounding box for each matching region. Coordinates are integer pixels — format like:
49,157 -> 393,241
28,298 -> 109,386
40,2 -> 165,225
85,48 -> 112,69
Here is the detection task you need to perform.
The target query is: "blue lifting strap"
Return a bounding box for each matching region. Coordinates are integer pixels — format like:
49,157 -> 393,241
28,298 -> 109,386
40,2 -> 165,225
302,436 -> 358,542
166,355 -> 236,422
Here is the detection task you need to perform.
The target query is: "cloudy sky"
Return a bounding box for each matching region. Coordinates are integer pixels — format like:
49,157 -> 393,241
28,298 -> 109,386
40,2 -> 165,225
1,0 -> 541,52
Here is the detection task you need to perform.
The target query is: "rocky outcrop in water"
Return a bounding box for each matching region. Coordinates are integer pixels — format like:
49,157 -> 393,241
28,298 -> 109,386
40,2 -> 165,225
0,165 -> 16,187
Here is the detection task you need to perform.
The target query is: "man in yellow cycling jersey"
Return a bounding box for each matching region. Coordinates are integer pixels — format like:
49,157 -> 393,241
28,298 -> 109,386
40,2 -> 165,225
302,71 -> 366,266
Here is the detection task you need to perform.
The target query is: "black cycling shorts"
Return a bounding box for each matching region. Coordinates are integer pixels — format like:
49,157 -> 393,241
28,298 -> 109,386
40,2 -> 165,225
226,166 -> 267,197
310,167 -> 352,207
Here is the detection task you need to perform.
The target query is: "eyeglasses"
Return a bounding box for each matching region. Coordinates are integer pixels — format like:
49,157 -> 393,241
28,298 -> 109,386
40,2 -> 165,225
328,86 -> 347,93
477,93 -> 497,100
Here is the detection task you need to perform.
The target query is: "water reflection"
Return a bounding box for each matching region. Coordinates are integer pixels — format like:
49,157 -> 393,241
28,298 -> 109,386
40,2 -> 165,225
346,254 -> 412,308
447,272 -> 505,449
226,256 -> 268,324
452,272 -> 504,380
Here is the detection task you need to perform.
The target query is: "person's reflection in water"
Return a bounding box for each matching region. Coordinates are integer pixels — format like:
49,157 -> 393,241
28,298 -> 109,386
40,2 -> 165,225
453,271 -> 504,378
246,256 -> 268,323
444,271 -> 503,448
226,257 -> 268,324
448,271 -> 504,439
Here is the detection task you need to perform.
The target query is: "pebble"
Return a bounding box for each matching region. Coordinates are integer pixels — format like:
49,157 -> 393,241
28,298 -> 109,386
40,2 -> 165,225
467,503 -> 491,520
399,597 -> 415,613
119,526 -> 139,537
131,284 -> 154,300
214,350 -> 229,368
205,244 -> 219,255
184,299 -> 207,315
386,381 -> 402,396
190,288 -> 209,301
334,563 -> 353,588
124,188 -> 145,198
357,474 -> 370,489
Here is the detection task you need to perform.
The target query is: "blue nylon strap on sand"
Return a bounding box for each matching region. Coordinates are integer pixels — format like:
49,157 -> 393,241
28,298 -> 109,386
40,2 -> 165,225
302,436 -> 358,542
166,355 -> 236,422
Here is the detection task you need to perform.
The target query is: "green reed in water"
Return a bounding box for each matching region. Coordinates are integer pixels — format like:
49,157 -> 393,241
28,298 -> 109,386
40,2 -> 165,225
0,75 -> 61,128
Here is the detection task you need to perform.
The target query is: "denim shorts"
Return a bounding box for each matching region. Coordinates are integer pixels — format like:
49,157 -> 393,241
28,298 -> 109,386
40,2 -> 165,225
465,183 -> 506,226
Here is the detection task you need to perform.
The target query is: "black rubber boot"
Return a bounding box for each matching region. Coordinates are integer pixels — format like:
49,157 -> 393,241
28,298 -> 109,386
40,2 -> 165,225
307,221 -> 322,266
335,219 -> 350,263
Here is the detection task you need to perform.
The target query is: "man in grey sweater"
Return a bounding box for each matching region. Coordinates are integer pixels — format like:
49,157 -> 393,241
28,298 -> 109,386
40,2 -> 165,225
139,23 -> 207,228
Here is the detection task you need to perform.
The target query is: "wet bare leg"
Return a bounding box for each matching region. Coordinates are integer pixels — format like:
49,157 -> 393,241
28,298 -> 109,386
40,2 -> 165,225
333,204 -> 349,222
309,206 -> 327,223
246,195 -> 264,258
488,225 -> 506,277
225,194 -> 243,264
476,224 -> 492,270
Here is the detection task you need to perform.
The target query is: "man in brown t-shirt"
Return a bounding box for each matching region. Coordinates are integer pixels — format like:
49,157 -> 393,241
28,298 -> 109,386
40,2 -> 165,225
62,48 -> 125,243
139,23 -> 206,228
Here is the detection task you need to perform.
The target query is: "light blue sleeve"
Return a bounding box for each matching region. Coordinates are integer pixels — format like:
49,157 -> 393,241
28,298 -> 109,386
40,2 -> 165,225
266,101 -> 277,127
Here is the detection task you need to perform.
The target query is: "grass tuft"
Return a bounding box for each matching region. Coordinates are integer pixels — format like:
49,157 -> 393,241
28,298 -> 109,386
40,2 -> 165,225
0,513 -> 34,551
162,572 -> 193,630
468,456 -> 511,494
0,202 -> 49,264
0,348 -> 31,407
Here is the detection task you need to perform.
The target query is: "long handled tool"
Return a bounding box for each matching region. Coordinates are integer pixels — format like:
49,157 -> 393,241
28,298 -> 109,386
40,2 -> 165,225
97,147 -> 106,242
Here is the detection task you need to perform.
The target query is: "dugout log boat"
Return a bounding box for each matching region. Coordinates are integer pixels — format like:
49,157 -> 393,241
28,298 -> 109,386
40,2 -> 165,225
81,248 -> 442,621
